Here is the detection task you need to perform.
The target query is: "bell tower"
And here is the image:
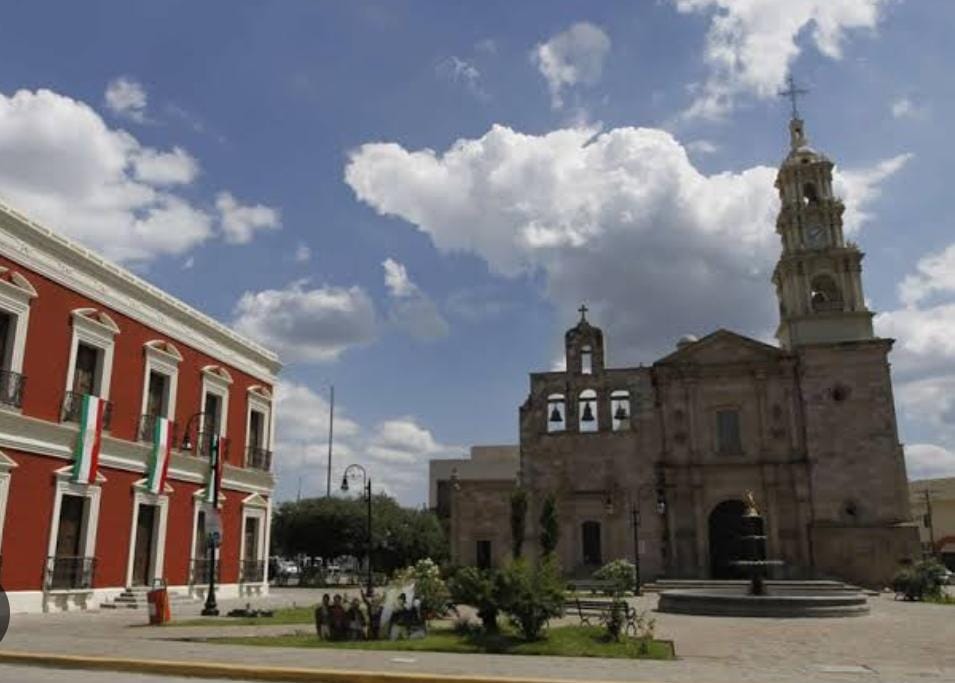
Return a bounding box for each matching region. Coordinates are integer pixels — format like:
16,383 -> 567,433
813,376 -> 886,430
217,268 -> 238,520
772,107 -> 874,349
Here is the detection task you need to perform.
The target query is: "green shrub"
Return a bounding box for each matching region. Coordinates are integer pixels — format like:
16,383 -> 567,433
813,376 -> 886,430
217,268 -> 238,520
593,559 -> 636,597
448,567 -> 503,633
393,558 -> 451,619
498,557 -> 565,641
891,559 -> 947,601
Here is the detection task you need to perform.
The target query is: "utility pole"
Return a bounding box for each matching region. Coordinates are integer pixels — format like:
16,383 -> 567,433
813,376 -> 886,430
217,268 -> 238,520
326,384 -> 335,497
923,489 -> 937,557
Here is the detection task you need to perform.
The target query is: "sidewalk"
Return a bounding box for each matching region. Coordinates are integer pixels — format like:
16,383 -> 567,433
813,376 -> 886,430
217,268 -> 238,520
1,589 -> 953,683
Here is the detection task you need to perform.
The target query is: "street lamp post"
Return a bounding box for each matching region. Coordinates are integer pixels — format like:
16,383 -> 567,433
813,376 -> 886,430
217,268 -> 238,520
341,463 -> 373,597
629,481 -> 667,596
180,412 -> 221,616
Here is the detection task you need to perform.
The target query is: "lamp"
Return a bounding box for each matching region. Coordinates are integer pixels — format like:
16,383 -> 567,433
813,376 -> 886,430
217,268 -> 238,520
340,474 -> 349,492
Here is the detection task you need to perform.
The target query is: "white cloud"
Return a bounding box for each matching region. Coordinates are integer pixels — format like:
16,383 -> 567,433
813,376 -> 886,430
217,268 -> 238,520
216,191 -> 281,244
347,123 -> 905,361
533,22 -> 611,109
905,444 -> 955,481
232,280 -> 377,363
436,56 -> 486,99
687,139 -> 720,155
0,88 -> 213,263
897,244 -> 955,308
132,146 -> 199,185
105,76 -> 148,122
834,153 -> 912,237
294,243 -> 312,263
273,380 -> 463,504
891,96 -> 927,120
475,38 -> 498,55
381,258 -> 449,340
674,0 -> 888,119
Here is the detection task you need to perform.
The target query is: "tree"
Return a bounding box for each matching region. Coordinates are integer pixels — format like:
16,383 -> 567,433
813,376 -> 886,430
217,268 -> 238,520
448,567 -> 503,633
539,494 -> 559,556
497,557 -> 565,641
510,487 -> 528,559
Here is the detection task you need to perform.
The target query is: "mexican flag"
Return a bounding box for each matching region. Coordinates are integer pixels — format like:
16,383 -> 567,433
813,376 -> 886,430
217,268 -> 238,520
146,417 -> 173,494
204,433 -> 222,504
72,394 -> 106,484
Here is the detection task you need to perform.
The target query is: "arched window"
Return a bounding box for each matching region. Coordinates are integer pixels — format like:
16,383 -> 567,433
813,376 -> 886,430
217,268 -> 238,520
546,393 -> 566,433
611,390 -> 630,431
802,182 -> 820,205
810,274 -> 842,312
579,389 -> 597,433
580,345 -> 593,375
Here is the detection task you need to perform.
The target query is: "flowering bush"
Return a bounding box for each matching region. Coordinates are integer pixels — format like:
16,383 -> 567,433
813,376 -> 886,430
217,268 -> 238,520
593,559 -> 636,597
393,557 -> 451,619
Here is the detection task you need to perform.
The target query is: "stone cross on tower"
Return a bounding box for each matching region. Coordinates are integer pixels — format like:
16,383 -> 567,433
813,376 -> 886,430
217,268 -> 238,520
578,304 -> 588,322
778,75 -> 809,119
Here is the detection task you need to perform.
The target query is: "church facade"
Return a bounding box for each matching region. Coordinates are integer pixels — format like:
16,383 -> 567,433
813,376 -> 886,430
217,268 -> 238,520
441,115 -> 919,588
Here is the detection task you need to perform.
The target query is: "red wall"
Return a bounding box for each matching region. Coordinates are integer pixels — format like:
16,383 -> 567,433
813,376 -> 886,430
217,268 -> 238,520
0,254 -> 273,466
1,449 -> 59,590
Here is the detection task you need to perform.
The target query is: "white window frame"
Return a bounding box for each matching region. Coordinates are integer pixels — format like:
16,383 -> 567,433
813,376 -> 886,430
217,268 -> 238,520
46,467 -> 104,590
239,493 -> 270,585
140,341 -> 182,421
200,366 -> 232,437
0,450 -> 18,550
64,308 -> 120,400
124,480 -> 171,587
245,387 -> 273,453
0,268 -> 37,377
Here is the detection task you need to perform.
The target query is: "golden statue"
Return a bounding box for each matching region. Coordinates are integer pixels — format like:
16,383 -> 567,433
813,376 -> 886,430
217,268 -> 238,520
744,491 -> 760,516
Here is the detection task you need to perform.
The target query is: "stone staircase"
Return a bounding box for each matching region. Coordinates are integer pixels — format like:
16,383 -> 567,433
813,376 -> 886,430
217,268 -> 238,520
100,585 -> 199,610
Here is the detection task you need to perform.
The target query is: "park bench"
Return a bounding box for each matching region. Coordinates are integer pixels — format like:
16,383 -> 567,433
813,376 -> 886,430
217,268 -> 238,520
564,597 -> 637,636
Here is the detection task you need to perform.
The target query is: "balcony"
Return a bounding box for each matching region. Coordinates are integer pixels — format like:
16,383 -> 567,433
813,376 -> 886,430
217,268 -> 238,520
240,559 -> 265,583
189,557 -> 221,585
811,299 -> 844,313
61,391 -> 113,430
0,370 -> 24,408
45,555 -> 96,590
137,414 -> 177,445
245,445 -> 272,472
184,430 -> 230,461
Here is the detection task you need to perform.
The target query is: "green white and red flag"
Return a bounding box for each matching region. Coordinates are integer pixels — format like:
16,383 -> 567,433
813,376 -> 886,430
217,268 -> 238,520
204,433 -> 222,504
72,394 -> 106,484
146,417 -> 173,494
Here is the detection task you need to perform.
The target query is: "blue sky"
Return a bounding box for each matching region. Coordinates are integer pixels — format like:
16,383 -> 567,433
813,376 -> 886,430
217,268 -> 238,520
2,0 -> 955,504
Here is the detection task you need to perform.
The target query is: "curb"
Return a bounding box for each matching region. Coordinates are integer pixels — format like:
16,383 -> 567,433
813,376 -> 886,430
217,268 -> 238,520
0,650 -> 640,683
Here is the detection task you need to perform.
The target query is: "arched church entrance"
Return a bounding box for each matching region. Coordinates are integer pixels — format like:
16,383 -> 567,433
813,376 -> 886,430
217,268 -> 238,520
708,500 -> 752,579
581,521 -> 602,566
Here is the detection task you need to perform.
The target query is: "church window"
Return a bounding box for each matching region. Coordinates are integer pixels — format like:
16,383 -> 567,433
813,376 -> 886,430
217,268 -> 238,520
611,390 -> 630,431
802,182 -> 820,204
476,540 -> 492,570
578,389 -> 598,432
547,394 -> 566,433
580,346 -> 593,375
810,274 -> 842,312
716,409 -> 742,455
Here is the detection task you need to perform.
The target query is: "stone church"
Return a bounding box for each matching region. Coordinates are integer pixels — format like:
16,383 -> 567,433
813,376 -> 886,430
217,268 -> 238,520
438,114 -> 919,588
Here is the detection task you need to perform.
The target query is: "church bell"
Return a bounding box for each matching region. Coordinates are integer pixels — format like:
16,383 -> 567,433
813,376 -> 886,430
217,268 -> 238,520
581,402 -> 595,422
549,405 -> 563,423
614,405 -> 628,421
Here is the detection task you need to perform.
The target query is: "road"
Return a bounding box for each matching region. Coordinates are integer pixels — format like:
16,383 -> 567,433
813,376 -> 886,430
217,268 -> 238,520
0,664 -> 247,682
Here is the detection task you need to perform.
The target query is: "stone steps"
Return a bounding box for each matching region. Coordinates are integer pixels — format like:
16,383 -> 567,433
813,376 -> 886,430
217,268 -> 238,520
101,587 -> 198,610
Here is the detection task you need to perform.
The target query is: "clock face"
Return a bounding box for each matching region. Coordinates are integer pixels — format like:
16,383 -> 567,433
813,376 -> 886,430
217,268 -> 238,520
806,224 -> 826,248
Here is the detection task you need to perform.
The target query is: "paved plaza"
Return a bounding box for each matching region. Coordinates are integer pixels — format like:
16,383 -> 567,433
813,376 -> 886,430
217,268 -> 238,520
1,588 -> 954,682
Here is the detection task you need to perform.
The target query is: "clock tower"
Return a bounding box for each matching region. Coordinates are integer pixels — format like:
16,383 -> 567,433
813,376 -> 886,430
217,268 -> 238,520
772,115 -> 874,349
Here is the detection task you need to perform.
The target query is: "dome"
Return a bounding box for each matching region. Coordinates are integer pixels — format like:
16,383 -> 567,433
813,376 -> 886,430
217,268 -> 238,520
677,334 -> 698,349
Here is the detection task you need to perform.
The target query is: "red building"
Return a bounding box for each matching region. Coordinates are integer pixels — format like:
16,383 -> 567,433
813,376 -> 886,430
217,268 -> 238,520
0,200 -> 281,612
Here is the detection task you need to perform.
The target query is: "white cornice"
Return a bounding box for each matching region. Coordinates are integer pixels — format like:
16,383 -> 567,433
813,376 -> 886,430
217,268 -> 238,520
0,199 -> 281,383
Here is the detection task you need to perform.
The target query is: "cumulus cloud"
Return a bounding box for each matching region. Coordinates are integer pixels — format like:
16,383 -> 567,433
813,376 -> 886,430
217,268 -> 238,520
232,280 -> 376,363
105,76 -> 148,122
382,258 -> 449,340
674,0 -> 888,119
347,123 -> 906,362
216,191 -> 281,244
293,243 -> 312,263
905,443 -> 955,481
132,147 -> 199,185
533,22 -> 611,109
273,380 -> 463,503
687,139 -> 720,155
891,96 -> 927,120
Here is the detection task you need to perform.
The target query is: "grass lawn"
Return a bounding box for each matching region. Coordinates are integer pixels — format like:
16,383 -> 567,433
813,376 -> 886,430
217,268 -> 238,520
206,625 -> 674,660
166,606 -> 315,627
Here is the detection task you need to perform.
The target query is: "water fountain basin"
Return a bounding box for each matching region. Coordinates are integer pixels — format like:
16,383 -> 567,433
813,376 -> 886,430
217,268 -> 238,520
658,585 -> 870,618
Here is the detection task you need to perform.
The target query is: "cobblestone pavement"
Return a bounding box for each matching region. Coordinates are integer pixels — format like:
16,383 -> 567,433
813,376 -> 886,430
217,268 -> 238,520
1,589 -> 954,682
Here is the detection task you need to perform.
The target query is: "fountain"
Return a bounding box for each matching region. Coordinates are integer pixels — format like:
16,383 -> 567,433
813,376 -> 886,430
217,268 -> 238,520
657,492 -> 869,618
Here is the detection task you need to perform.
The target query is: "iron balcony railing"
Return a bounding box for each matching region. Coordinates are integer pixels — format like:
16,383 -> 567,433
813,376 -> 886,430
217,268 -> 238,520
0,370 -> 25,408
137,414 -> 177,445
61,391 -> 113,431
245,445 -> 272,472
45,555 -> 96,590
190,430 -> 229,461
240,559 -> 266,583
189,557 -> 221,585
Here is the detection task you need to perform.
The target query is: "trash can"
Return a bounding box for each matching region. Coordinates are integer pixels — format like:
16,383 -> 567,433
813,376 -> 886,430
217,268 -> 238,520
147,579 -> 170,625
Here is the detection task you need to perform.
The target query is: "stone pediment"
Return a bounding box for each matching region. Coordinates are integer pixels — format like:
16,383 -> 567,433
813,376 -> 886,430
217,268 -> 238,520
656,329 -> 785,366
